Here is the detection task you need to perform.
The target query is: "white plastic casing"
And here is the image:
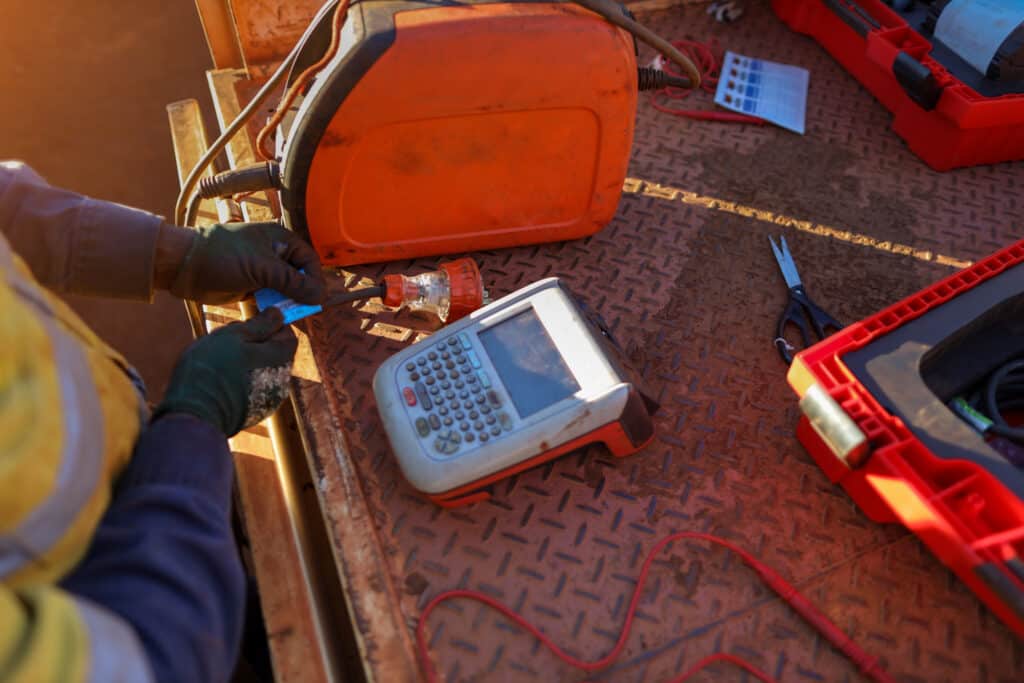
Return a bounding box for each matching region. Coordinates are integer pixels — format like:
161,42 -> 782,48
373,278 -> 633,495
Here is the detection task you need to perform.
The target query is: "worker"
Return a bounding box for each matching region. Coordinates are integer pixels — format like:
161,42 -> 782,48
0,161 -> 325,683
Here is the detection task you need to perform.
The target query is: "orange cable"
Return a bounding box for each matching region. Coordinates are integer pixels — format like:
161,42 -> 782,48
255,0 -> 351,160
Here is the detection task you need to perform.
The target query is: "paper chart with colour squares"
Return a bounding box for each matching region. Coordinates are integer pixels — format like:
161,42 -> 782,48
714,51 -> 809,134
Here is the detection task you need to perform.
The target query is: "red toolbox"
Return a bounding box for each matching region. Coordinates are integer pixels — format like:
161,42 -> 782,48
787,239 -> 1024,638
772,0 -> 1024,170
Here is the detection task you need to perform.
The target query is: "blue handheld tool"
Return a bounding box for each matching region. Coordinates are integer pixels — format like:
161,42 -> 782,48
253,288 -> 323,325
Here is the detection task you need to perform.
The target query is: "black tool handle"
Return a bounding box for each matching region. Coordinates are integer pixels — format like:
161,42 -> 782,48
776,295 -> 812,365
794,286 -> 843,339
893,52 -> 942,110
776,287 -> 843,364
824,0 -> 877,37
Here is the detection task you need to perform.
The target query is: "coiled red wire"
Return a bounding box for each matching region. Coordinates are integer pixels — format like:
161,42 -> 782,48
416,531 -> 895,683
649,38 -> 764,124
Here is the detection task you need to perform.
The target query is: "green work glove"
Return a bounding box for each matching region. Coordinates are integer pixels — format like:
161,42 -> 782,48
154,307 -> 298,437
167,222 -> 325,305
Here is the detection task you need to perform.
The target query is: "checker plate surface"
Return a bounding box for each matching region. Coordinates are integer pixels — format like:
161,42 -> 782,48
299,4 -> 1024,681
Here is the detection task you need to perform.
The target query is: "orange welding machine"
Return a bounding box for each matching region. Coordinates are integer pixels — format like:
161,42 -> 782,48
251,0 -> 701,266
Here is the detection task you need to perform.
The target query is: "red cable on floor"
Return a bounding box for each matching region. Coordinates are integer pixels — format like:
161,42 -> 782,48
416,531 -> 895,683
649,39 -> 764,125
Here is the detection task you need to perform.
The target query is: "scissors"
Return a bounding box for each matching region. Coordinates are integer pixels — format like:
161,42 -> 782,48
769,235 -> 843,364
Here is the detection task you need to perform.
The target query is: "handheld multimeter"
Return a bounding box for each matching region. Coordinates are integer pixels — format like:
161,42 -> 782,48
373,278 -> 658,507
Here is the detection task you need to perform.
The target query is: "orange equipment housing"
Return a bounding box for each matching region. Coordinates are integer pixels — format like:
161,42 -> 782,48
278,0 -> 639,266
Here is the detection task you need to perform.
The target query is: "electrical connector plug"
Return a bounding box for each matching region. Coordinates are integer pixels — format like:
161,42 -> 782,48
264,258 -> 489,324
382,258 -> 486,323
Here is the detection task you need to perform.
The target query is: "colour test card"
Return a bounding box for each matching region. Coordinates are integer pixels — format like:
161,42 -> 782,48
714,51 -> 809,134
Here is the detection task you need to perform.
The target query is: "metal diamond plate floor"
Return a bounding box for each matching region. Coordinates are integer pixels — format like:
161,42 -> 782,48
299,3 -> 1024,681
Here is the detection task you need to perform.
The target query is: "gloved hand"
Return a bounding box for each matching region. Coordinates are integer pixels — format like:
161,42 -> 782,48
154,307 -> 298,437
159,221 -> 325,305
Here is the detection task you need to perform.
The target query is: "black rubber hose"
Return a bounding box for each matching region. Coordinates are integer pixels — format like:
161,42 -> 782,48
198,162 -> 281,199
995,399 -> 1024,412
637,67 -> 693,91
570,0 -> 702,88
323,285 -> 385,309
183,191 -> 208,338
184,191 -> 203,227
984,359 -> 1024,443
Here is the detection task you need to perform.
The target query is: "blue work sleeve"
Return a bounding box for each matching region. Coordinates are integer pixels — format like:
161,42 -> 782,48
61,413 -> 245,683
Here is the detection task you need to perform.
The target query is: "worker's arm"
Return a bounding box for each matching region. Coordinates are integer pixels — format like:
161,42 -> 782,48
0,161 -> 324,303
59,414 -> 244,683
59,308 -> 296,683
0,416 -> 240,683
0,161 -> 168,300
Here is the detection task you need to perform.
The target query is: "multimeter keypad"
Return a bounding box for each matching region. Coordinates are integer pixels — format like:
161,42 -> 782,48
401,333 -> 515,457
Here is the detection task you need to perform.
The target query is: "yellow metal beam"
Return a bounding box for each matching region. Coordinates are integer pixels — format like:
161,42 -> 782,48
193,0 -> 246,69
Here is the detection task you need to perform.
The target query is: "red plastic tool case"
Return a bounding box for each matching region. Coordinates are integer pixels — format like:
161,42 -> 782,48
787,239 -> 1024,638
772,0 -> 1024,170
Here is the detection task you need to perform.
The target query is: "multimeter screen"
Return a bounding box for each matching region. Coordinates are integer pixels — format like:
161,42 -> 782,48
478,308 -> 580,418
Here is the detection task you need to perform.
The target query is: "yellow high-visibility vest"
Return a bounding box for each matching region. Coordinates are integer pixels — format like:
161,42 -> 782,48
0,233 -> 152,682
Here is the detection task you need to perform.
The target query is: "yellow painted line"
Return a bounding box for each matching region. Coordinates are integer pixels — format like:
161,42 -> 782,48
623,178 -> 972,269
